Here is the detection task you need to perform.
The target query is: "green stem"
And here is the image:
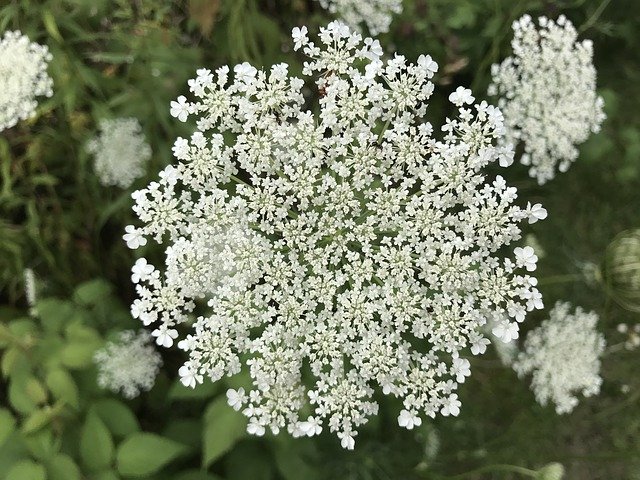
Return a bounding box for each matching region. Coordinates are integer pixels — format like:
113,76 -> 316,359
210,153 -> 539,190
579,0 -> 613,33
537,273 -> 583,286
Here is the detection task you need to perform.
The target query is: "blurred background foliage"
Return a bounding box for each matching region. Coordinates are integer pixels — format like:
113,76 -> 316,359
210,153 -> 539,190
0,0 -> 639,479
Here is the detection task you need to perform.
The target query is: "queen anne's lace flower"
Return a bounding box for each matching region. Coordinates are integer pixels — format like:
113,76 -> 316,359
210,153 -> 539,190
317,0 -> 402,35
87,117 -> 151,188
0,31 -> 53,132
513,302 -> 605,414
489,15 -> 605,184
126,22 -> 545,448
94,330 -> 162,399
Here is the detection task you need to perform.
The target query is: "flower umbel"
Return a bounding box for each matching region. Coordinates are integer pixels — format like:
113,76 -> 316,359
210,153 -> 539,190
0,30 -> 53,132
127,22 -> 544,448
87,117 -> 152,188
489,15 -> 605,184
94,330 -> 162,399
317,0 -> 402,35
513,302 -> 605,414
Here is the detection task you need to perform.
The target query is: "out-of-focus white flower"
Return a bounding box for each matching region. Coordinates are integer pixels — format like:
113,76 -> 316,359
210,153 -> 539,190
127,22 -> 545,449
94,330 -> 162,399
513,302 -> 605,414
87,117 -> 151,188
317,0 -> 402,35
23,268 -> 37,309
0,31 -> 53,132
489,15 -> 605,184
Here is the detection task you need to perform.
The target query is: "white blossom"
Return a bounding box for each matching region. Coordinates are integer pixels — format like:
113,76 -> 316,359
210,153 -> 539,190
489,15 -> 605,184
0,31 -> 53,132
317,0 -> 402,35
94,330 -> 162,398
513,302 -> 605,414
170,95 -> 191,122
514,246 -> 538,272
87,117 -> 151,188
127,23 -> 544,448
397,409 -> 422,430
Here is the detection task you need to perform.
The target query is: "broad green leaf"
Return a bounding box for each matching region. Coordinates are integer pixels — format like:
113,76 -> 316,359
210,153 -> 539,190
46,369 -> 80,409
48,453 -> 82,480
61,342 -> 98,370
116,433 -> 188,477
73,279 -> 113,306
92,471 -> 121,480
0,408 -> 16,447
202,397 -> 247,467
91,399 -> 140,437
37,299 -> 76,332
9,375 -> 39,414
273,442 -> 318,480
23,428 -> 58,461
25,376 -> 48,404
2,346 -> 29,377
80,412 -> 114,471
175,470 -> 223,480
6,460 -> 46,480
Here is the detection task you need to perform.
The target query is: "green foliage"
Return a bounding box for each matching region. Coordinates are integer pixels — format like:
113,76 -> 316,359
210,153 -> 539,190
202,397 -> 247,468
116,433 -> 188,477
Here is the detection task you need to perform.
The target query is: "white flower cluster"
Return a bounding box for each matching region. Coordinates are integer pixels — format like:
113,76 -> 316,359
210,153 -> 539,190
317,0 -> 402,35
87,117 -> 151,188
513,302 -> 605,414
94,329 -> 162,399
0,30 -> 53,132
126,22 -> 546,449
488,15 -> 605,184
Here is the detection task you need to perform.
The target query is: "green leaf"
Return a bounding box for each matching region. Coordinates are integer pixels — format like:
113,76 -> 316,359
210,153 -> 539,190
22,404 -> 61,435
273,441 -> 318,480
9,375 -> 39,414
175,470 -> 223,480
0,408 -> 16,447
37,299 -> 76,332
6,460 -> 46,480
61,343 -> 98,370
46,369 -> 80,409
80,412 -> 114,471
202,397 -> 247,467
48,454 -> 82,480
92,471 -> 121,480
73,280 -> 113,306
23,428 -> 57,461
91,399 -> 140,437
116,433 -> 188,477
42,9 -> 64,42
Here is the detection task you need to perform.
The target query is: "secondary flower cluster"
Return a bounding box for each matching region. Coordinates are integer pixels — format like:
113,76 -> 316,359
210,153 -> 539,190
0,30 -> 53,132
513,302 -> 605,414
94,329 -> 162,399
87,117 -> 152,188
317,0 -> 402,35
489,15 -> 605,184
126,22 -> 545,449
